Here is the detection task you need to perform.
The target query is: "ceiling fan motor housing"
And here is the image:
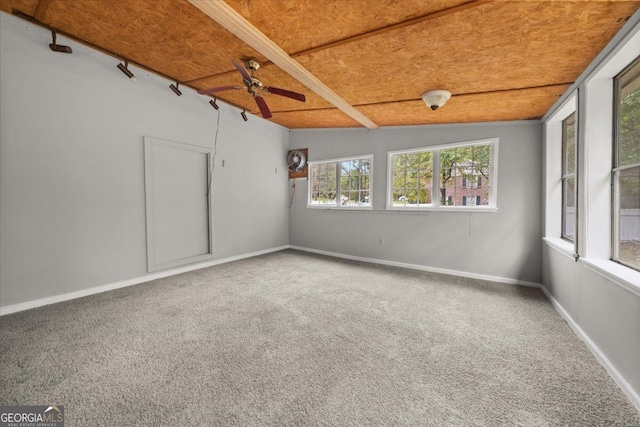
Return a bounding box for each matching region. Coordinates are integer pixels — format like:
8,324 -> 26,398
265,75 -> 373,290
245,59 -> 260,71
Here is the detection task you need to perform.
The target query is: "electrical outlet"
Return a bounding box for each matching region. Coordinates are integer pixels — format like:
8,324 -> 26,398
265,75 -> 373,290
378,237 -> 385,246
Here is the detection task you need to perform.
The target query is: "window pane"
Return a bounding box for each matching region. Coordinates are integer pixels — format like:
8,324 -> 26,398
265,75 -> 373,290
470,188 -> 488,206
473,146 -> 492,187
328,164 -> 336,185
361,159 -> 370,175
339,174 -> 348,188
440,148 -> 457,194
419,173 -> 432,192
457,146 -> 473,164
393,189 -> 407,206
476,186 -> 490,206
361,191 -> 371,205
617,166 -> 640,269
405,153 -> 419,169
441,186 -> 456,206
440,145 -> 489,207
561,113 -> 576,241
473,145 -> 491,163
309,162 -> 337,205
393,154 -> 406,175
391,150 -> 434,207
351,173 -> 360,190
360,175 -> 370,191
563,113 -> 576,174
418,188 -> 432,204
563,177 -> 576,240
618,60 -> 640,167
392,142 -> 494,209
333,157 -> 371,207
614,59 -> 640,269
406,171 -> 418,188
420,152 -> 433,169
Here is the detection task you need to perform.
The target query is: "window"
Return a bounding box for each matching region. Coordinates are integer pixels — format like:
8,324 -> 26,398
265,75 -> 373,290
613,57 -> 640,271
388,139 -> 497,210
561,113 -> 576,242
462,176 -> 482,188
308,155 -> 372,208
463,196 -> 481,206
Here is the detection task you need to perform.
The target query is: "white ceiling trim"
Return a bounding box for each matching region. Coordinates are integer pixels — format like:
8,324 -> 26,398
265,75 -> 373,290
188,0 -> 379,130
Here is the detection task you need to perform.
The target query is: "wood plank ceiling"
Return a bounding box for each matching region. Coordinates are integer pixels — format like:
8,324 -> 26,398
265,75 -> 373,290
1,0 -> 638,129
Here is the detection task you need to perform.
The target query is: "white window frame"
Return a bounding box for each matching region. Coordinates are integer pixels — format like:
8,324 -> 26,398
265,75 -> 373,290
561,112 -> 577,242
543,22 -> 640,293
543,94 -> 577,255
386,138 -> 499,212
307,154 -> 373,209
612,56 -> 640,273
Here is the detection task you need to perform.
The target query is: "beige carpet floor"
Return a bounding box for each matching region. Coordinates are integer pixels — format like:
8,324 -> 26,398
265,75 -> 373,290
1,249 -> 639,426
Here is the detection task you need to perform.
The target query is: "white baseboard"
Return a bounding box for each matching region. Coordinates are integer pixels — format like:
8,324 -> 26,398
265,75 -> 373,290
288,245 -> 541,288
0,245 -> 289,316
540,285 -> 640,412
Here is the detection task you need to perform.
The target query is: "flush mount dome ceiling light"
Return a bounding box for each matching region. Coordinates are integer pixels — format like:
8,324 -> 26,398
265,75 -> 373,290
422,90 -> 451,110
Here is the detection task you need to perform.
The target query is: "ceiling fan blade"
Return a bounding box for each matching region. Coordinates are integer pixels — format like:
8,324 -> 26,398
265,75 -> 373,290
263,86 -> 306,102
232,61 -> 253,83
197,86 -> 241,95
254,95 -> 272,119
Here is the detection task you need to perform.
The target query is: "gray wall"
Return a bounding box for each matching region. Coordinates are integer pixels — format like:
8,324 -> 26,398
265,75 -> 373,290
289,121 -> 542,284
0,14 -> 289,308
541,12 -> 640,402
542,246 -> 640,398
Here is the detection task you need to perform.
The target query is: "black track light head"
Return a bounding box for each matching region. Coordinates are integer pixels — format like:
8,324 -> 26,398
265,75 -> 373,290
241,110 -> 248,121
209,99 -> 219,110
49,31 -> 72,54
117,61 -> 135,79
170,83 -> 182,96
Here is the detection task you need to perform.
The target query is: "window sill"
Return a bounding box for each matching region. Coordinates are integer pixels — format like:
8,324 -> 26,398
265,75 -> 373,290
543,238 -> 640,297
306,205 -> 372,210
543,237 -> 576,260
581,258 -> 640,297
386,205 -> 498,213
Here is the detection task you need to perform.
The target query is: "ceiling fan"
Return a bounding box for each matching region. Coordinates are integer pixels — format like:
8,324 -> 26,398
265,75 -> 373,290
197,59 -> 306,119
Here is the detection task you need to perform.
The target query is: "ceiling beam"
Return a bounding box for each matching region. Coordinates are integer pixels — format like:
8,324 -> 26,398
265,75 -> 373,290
188,0 -> 379,130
